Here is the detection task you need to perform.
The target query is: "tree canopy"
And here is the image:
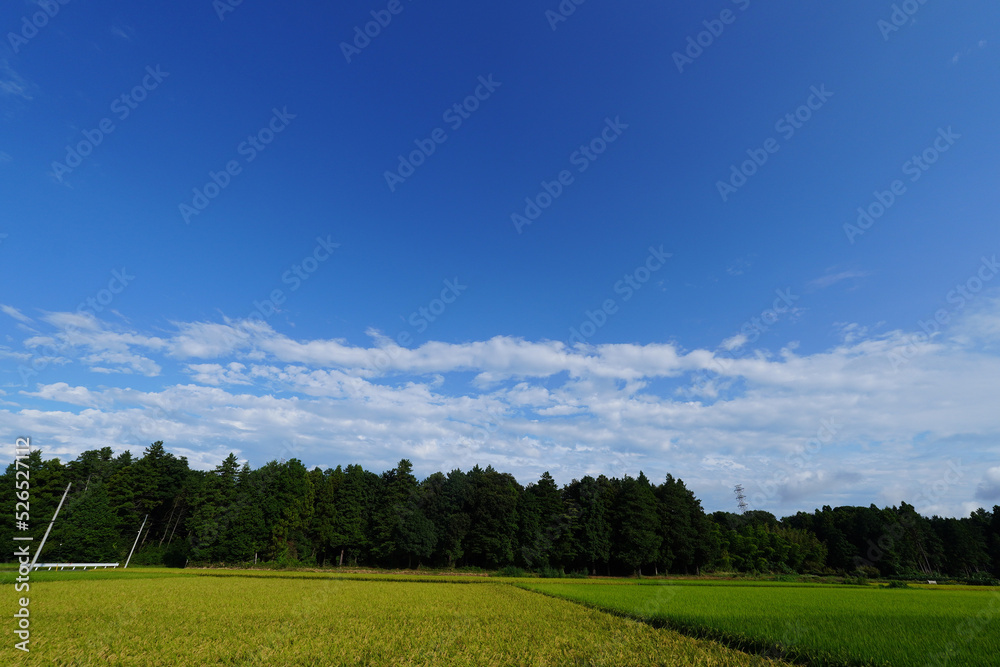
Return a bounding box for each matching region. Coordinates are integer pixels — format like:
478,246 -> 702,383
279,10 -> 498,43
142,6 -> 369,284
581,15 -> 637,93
4,444 -> 998,582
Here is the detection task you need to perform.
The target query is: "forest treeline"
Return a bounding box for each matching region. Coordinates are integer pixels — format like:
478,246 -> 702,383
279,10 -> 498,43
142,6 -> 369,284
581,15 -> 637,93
4,442 -> 999,581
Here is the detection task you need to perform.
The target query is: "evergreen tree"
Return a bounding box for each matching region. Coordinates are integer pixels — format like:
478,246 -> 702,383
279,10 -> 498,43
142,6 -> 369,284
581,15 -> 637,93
371,459 -> 418,566
568,475 -> 612,575
186,453 -> 240,561
266,458 -> 315,563
422,469 -> 471,568
612,473 -> 661,575
330,464 -> 375,565
308,466 -> 341,566
394,497 -> 437,568
465,466 -> 520,568
51,481 -> 120,562
5,446 -> 999,578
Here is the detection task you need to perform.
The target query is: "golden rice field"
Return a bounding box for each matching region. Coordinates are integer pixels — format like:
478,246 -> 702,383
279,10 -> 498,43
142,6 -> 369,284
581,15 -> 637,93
2,569 -> 790,666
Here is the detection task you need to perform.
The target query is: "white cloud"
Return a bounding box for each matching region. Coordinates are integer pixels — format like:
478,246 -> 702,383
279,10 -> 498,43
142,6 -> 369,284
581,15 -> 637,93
185,362 -> 252,385
0,304 -> 33,324
21,311 -> 167,376
169,320 -> 254,358
975,467 -> 1000,502
3,300 -> 1000,517
701,456 -> 748,472
110,24 -> 135,41
951,38 -> 989,64
808,268 -> 872,290
0,60 -> 34,101
726,256 -> 753,276
721,333 -> 747,351
26,382 -> 106,408
950,295 -> 1000,349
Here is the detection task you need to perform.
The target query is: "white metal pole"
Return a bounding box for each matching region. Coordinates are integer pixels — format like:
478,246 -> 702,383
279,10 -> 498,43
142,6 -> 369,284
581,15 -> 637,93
30,482 -> 71,570
124,514 -> 148,569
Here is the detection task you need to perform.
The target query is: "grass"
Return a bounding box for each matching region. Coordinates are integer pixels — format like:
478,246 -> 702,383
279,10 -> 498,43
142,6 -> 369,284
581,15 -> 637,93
3,569 -> 791,666
520,579 -> 1000,666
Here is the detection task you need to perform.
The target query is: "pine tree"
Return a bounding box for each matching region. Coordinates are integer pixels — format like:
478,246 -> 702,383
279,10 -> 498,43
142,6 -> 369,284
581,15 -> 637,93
52,481 -> 120,562
613,473 -> 661,576
569,475 -> 612,575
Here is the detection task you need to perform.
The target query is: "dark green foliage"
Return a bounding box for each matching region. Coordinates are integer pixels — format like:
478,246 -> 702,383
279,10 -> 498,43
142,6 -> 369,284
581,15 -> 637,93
566,475 -> 612,574
654,474 -> 716,574
963,573 -> 999,586
612,473 -> 661,575
463,466 -> 520,568
50,481 -> 120,562
421,470 -> 471,568
370,459 -> 437,568
163,538 -> 189,567
517,471 -> 572,569
323,464 -> 377,565
3,445 -> 1000,580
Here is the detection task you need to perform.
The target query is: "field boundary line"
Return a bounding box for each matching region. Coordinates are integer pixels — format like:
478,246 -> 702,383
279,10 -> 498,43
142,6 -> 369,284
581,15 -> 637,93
515,583 -> 866,667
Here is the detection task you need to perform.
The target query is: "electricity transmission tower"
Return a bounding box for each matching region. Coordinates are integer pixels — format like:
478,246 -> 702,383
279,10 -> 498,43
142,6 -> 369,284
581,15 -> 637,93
734,484 -> 749,514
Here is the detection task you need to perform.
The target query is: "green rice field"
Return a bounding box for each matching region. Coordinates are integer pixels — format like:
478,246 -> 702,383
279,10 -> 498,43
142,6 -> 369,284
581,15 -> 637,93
521,579 -> 1000,666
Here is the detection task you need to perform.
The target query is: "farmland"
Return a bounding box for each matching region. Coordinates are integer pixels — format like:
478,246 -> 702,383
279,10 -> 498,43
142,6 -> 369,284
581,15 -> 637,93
521,579 -> 1000,666
4,568 -> 999,665
3,569 -> 789,666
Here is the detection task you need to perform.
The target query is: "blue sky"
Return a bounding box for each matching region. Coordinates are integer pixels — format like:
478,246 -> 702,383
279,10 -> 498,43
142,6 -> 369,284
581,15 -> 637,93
2,0 -> 999,518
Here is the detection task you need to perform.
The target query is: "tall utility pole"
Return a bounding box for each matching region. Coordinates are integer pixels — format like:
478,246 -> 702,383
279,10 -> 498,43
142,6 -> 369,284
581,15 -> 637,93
124,515 -> 148,569
29,482 -> 72,570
